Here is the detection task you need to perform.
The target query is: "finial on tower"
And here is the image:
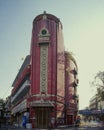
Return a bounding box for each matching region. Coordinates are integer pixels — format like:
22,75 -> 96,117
43,11 -> 46,14
43,11 -> 47,20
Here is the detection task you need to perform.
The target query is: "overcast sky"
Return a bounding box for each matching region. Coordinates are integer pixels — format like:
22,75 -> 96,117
0,0 -> 104,109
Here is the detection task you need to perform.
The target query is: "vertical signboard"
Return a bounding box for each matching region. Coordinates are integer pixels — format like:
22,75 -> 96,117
40,44 -> 48,93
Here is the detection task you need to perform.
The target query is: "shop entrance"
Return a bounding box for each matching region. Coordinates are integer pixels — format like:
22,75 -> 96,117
67,115 -> 73,124
35,107 -> 50,128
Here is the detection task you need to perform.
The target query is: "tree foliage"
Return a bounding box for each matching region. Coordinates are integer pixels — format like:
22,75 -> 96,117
92,71 -> 104,100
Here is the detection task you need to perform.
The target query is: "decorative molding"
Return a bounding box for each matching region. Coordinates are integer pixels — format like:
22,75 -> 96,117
40,44 -> 48,93
38,27 -> 50,42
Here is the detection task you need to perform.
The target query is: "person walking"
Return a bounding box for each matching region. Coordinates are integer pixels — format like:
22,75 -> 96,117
22,115 -> 27,128
75,116 -> 81,127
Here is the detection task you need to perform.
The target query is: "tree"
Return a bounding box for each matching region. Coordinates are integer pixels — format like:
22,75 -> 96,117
91,71 -> 104,100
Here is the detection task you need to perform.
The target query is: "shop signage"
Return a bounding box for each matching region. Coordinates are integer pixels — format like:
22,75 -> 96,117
30,101 -> 54,107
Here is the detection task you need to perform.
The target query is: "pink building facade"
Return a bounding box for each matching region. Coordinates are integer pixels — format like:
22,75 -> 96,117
65,52 -> 79,125
11,12 -> 79,128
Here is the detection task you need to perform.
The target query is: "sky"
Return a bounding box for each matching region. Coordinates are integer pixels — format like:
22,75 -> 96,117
0,0 -> 104,110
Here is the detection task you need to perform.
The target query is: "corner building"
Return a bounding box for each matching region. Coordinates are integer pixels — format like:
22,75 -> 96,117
11,12 -> 78,129
30,12 -> 65,128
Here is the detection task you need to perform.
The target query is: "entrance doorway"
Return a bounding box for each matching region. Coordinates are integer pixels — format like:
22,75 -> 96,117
67,115 -> 73,124
35,107 -> 50,128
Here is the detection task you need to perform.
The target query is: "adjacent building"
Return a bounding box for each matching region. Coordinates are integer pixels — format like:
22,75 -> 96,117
65,52 -> 79,125
11,12 -> 79,128
79,94 -> 104,121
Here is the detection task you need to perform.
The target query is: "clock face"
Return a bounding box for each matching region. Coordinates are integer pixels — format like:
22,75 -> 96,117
41,29 -> 47,35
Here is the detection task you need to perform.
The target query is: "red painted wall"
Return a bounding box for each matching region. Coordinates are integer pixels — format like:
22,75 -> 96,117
30,14 -> 59,96
30,13 -> 65,120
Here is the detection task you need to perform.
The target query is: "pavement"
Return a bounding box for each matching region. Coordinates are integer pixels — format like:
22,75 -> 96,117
80,120 -> 104,127
0,121 -> 104,130
0,124 -> 79,130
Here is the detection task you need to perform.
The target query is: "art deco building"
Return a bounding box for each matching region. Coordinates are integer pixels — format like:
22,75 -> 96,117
11,12 -> 79,128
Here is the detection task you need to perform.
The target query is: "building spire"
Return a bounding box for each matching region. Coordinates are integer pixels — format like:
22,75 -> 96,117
43,10 -> 46,14
43,11 -> 47,20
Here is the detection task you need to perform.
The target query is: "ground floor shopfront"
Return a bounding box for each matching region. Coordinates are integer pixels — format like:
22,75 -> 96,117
12,100 -> 56,128
29,102 -> 55,129
11,99 -> 78,128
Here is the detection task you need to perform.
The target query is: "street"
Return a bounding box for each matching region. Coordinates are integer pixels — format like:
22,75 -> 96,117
59,127 -> 104,130
58,127 -> 104,130
1,120 -> 104,130
0,126 -> 104,130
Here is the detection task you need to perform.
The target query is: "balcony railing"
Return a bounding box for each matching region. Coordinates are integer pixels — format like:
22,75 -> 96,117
11,80 -> 30,103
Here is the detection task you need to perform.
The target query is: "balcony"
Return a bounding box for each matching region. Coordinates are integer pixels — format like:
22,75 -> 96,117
70,69 -> 78,75
72,79 -> 78,87
11,80 -> 30,103
73,94 -> 78,100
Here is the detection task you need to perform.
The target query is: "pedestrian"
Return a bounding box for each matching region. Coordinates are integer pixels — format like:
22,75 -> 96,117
51,117 -> 55,128
22,115 -> 27,128
75,116 -> 81,127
